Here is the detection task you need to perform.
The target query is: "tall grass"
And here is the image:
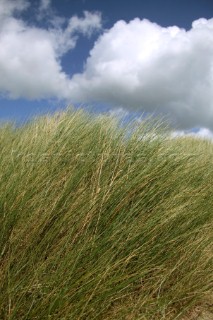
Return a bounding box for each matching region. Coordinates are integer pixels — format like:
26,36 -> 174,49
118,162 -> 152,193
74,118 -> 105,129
0,108 -> 212,319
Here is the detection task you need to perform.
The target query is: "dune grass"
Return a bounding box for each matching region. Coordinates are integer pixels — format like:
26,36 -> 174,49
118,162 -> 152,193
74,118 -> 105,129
0,108 -> 212,319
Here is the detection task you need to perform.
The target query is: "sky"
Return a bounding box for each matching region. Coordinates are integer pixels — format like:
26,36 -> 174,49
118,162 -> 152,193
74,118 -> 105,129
0,0 -> 213,138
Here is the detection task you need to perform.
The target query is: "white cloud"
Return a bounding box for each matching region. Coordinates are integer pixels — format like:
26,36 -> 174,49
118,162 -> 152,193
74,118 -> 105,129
37,0 -> 65,27
172,128 -> 213,141
0,1 -> 213,134
196,128 -> 213,140
0,0 -> 102,99
67,11 -> 103,37
69,17 -> 213,131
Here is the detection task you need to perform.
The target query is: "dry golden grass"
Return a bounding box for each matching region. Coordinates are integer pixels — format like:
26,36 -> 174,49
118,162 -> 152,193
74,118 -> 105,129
0,108 -> 212,319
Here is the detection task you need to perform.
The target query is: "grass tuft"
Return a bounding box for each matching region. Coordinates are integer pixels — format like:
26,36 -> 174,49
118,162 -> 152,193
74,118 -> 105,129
0,108 -> 212,319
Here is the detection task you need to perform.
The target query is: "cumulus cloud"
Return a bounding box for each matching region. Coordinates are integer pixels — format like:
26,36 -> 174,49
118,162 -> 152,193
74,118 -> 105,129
172,128 -> 213,141
0,0 -> 213,132
69,17 -> 213,131
0,0 -> 102,99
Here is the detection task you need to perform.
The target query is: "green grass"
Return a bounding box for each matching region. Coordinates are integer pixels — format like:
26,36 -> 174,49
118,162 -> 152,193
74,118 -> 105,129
0,108 -> 212,319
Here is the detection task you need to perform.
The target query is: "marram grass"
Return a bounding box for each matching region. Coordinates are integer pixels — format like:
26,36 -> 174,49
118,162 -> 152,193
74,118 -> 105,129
0,108 -> 212,320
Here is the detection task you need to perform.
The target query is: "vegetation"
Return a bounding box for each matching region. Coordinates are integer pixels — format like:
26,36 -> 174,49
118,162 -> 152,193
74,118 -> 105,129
0,108 -> 212,319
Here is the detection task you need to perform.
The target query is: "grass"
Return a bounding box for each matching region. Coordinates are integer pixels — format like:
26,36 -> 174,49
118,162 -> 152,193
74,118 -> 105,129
0,107 -> 212,319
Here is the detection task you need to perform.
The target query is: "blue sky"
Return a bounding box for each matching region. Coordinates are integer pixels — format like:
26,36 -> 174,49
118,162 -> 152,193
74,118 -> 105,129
0,0 -> 213,138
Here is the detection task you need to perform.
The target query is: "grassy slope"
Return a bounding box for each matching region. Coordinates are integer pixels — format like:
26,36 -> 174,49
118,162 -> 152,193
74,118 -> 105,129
0,108 -> 212,320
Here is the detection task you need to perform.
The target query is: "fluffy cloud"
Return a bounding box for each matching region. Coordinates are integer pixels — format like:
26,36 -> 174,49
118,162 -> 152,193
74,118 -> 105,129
0,0 -> 213,132
70,18 -> 213,131
0,0 -> 102,99
172,128 -> 213,140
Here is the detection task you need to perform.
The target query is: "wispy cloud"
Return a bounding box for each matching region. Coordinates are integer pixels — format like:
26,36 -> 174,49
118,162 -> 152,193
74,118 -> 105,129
0,0 -> 29,18
39,0 -> 51,11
